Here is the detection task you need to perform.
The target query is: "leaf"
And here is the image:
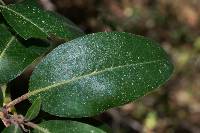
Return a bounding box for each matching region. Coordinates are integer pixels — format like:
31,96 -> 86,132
2,124 -> 22,133
0,24 -> 48,84
25,97 -> 41,121
0,1 -> 84,40
33,120 -> 105,133
28,32 -> 173,117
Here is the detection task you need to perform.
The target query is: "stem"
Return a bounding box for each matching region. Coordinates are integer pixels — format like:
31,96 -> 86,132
6,93 -> 29,109
1,106 -> 11,127
24,122 -> 50,133
0,0 -> 5,5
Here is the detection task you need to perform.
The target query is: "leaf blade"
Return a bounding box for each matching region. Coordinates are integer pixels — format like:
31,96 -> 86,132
33,120 -> 105,133
25,97 -> 41,121
28,32 -> 173,117
0,2 -> 83,40
2,125 -> 22,133
0,24 -> 48,84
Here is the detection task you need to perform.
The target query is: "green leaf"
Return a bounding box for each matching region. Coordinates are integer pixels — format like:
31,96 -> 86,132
33,120 -> 105,133
28,32 -> 173,117
2,125 -> 22,133
0,1 -> 83,40
25,97 -> 41,121
0,24 -> 48,84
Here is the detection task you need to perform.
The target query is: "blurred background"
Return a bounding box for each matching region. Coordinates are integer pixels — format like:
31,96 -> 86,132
4,0 -> 200,132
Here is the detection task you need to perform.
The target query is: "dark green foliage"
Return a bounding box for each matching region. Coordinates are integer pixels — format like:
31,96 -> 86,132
0,24 -> 48,84
2,125 -> 22,133
33,120 -> 105,133
0,0 -> 173,132
25,97 -> 41,121
0,1 -> 83,40
28,32 -> 173,117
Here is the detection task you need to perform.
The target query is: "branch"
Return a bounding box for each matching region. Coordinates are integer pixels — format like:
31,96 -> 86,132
6,93 -> 29,109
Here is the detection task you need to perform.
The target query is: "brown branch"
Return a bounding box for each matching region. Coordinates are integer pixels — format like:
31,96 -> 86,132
1,106 -> 10,127
6,93 -> 29,109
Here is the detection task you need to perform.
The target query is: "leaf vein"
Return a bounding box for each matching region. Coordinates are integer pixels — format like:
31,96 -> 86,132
0,36 -> 15,59
28,59 -> 164,97
14,125 -> 19,133
0,5 -> 47,36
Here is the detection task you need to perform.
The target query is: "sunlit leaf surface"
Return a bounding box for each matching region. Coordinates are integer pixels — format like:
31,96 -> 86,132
29,32 -> 173,117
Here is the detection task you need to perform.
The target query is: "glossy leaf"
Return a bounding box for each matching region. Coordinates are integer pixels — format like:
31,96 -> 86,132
28,32 -> 173,117
33,120 -> 105,133
0,24 -> 48,84
2,125 -> 22,133
25,97 -> 41,121
0,1 -> 83,40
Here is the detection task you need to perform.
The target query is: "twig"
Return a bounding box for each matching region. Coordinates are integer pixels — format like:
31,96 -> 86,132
0,112 -> 48,132
6,93 -> 29,109
1,106 -> 10,127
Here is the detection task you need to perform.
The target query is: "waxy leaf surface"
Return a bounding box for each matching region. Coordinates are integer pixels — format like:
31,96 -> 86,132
33,120 -> 105,133
2,125 -> 22,133
29,32 -> 173,117
0,24 -> 48,84
0,1 -> 83,40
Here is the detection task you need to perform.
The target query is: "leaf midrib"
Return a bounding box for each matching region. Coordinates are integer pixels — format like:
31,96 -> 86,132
14,125 -> 20,133
28,59 -> 164,97
34,125 -> 51,133
0,36 -> 15,59
0,5 -> 82,37
0,5 -> 47,36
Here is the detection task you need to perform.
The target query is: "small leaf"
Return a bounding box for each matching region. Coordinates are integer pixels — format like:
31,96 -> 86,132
25,97 -> 41,121
0,1 -> 84,40
0,24 -> 48,84
33,120 -> 105,133
2,125 -> 22,133
28,32 -> 173,117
